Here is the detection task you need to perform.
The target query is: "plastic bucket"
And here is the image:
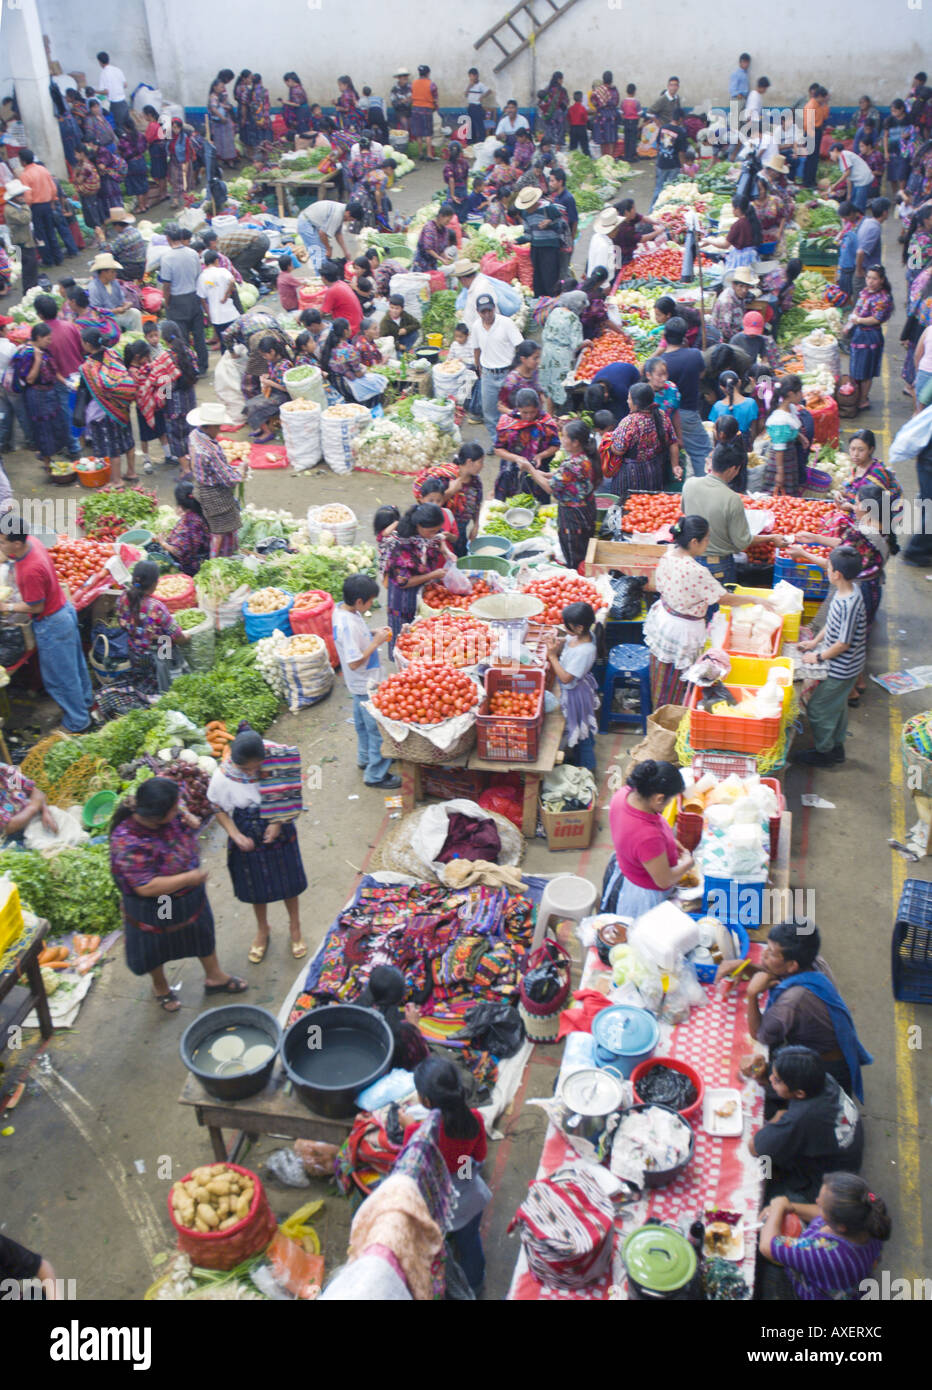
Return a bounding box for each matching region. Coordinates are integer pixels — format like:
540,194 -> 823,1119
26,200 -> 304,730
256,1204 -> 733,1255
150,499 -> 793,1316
425,333 -> 444,349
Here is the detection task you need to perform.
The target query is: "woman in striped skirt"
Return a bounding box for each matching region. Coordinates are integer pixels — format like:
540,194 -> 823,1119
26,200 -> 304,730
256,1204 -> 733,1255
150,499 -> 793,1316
160,320 -> 198,474
600,382 -> 680,503
518,419 -> 599,570
207,727 -> 308,965
109,777 -> 247,1014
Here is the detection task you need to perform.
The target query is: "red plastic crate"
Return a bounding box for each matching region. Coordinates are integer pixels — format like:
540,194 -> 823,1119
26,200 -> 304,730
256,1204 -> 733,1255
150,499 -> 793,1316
676,775 -> 785,858
722,611 -> 784,660
688,684 -> 782,754
476,668 -> 545,762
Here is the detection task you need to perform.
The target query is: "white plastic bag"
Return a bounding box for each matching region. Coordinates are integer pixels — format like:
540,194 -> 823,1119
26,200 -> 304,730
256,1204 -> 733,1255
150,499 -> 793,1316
281,404 -> 323,472
213,351 -> 246,425
24,807 -> 88,852
432,360 -> 466,400
195,582 -> 252,630
411,799 -> 495,865
411,396 -> 456,435
800,329 -> 840,379
890,404 -> 932,465
320,404 -> 370,474
441,561 -> 473,595
388,272 -> 432,322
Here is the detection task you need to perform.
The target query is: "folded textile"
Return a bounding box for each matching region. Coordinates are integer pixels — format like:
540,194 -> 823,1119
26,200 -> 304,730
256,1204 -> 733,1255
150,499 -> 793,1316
437,812 -> 502,864
541,764 -> 596,812
557,988 -> 613,1040
346,1174 -> 443,1302
440,860 -> 526,890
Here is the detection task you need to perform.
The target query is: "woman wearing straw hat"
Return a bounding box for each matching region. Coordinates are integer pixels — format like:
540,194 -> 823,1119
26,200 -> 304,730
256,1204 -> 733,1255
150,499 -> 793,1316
587,207 -> 621,279
186,400 -> 243,557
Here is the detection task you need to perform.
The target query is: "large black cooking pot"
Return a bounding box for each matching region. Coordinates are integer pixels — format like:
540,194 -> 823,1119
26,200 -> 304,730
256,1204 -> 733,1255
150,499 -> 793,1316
280,1004 -> 393,1118
180,1004 -> 281,1102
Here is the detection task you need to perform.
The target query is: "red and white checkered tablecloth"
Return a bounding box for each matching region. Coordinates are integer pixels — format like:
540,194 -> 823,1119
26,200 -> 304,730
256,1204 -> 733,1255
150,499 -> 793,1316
507,946 -> 765,1301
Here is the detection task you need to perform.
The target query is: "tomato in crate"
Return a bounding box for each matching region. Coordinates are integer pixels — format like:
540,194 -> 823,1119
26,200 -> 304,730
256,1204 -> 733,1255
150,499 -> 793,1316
476,668 -> 546,762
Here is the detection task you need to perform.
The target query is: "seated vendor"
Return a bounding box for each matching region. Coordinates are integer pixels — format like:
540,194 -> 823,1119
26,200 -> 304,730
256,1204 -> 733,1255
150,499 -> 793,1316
719,919 -> 872,1116
359,964 -> 429,1071
750,1045 -> 864,1202
0,763 -> 57,840
759,1172 -> 891,1301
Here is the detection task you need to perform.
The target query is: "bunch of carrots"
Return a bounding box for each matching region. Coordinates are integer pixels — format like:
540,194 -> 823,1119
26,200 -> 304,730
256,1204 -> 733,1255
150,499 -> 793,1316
205,722 -> 233,759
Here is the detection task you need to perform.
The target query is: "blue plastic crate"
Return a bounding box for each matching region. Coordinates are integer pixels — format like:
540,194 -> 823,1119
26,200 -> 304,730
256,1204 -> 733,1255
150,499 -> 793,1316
773,555 -> 829,601
702,874 -> 768,929
891,878 -> 932,1004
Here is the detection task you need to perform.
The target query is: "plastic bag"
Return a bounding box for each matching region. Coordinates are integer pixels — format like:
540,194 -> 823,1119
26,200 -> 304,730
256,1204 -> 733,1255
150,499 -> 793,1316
890,405 -> 932,465
608,573 -> 647,620
458,1000 -> 525,1057
441,562 -> 474,596
265,1148 -> 311,1188
523,959 -> 564,1004
477,786 -> 523,829
294,1140 -> 340,1178
24,806 -> 88,852
281,405 -> 323,473
213,351 -> 245,425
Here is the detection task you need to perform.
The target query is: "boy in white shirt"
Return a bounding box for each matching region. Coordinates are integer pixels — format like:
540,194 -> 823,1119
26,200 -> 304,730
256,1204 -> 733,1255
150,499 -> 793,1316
333,574 -> 400,789
196,249 -> 239,346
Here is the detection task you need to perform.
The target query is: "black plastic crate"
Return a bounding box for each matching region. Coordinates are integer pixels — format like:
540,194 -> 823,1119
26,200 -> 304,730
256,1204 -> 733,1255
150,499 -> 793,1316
891,879 -> 932,1004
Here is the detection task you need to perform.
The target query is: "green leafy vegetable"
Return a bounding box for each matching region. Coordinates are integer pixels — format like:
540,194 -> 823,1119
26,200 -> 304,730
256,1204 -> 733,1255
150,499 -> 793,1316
0,846 -> 120,939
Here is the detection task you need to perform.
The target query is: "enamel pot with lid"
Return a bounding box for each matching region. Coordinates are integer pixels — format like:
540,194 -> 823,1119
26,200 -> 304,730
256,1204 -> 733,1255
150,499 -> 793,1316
622,1221 -> 702,1301
557,1065 -> 625,1142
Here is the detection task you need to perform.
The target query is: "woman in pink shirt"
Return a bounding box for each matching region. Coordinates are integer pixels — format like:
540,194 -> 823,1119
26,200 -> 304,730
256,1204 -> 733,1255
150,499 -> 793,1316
604,759 -> 694,916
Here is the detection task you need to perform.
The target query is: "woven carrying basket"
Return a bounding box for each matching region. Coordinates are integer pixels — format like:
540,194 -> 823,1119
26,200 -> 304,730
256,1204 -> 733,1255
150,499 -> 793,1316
518,940 -> 571,1044
376,718 -> 477,765
168,1163 -> 277,1272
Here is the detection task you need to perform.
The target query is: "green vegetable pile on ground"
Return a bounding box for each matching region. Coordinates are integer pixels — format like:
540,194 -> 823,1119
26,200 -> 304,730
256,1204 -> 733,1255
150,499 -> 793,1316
78,486 -> 159,538
195,558 -> 256,601
420,290 -> 460,346
0,845 -> 121,939
160,665 -> 279,731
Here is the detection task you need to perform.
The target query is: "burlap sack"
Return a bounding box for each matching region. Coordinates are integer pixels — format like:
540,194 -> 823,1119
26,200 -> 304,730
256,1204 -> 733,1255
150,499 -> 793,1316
624,704 -> 689,775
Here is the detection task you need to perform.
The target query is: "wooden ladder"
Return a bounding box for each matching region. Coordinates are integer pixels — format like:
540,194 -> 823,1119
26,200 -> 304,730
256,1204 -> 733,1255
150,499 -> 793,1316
474,0 -> 582,74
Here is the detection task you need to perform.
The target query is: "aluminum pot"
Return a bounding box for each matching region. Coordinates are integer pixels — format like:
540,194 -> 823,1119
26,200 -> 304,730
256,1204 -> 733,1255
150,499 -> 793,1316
557,1065 -> 625,1142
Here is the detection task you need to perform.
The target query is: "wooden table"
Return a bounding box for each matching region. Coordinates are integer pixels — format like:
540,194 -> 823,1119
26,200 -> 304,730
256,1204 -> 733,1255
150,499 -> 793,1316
178,1066 -> 352,1163
269,171 -> 339,218
0,916 -> 53,1053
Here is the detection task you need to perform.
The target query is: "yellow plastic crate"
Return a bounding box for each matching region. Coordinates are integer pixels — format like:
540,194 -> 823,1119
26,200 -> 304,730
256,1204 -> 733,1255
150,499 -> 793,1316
0,877 -> 24,956
802,599 -> 823,624
725,655 -> 794,716
733,586 -> 801,644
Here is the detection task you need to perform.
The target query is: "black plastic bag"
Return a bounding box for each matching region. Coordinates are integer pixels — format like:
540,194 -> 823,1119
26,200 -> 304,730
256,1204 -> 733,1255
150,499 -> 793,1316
457,1001 -> 525,1058
609,573 -> 647,620
636,1063 -> 698,1110
600,504 -> 625,541
0,625 -> 25,667
522,960 -> 563,1004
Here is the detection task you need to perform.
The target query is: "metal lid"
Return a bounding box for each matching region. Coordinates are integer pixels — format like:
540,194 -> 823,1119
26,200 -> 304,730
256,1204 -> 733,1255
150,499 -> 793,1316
623,1225 -> 697,1292
559,1067 -> 624,1116
592,1005 -> 659,1057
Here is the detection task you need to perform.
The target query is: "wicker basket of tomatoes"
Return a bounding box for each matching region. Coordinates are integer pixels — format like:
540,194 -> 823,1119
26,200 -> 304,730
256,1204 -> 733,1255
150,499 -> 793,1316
368,664 -> 481,763
418,576 -> 494,619
520,573 -> 607,626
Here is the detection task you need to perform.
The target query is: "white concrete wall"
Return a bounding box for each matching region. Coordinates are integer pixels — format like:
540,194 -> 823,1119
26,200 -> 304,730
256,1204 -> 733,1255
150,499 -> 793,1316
3,0 -> 927,155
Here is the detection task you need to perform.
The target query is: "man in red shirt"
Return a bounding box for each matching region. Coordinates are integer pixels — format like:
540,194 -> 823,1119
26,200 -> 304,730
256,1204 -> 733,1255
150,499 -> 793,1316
320,259 -> 362,335
0,521 -> 95,732
34,293 -> 82,458
16,148 -> 64,267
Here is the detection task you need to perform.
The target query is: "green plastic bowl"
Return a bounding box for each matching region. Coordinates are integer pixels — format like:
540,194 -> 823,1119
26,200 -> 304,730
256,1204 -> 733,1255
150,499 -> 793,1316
116,528 -> 153,548
468,535 -> 513,559
455,554 -> 512,577
82,790 -> 118,831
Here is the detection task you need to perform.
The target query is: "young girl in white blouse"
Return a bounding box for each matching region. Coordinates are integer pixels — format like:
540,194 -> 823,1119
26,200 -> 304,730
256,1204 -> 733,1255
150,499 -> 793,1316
546,601 -> 600,772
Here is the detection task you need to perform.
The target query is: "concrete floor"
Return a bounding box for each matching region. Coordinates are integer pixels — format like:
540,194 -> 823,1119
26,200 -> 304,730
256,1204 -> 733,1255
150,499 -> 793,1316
0,159 -> 929,1301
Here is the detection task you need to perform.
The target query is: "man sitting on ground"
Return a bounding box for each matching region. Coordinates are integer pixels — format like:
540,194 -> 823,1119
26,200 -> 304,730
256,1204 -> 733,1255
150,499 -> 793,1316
750,1045 -> 864,1201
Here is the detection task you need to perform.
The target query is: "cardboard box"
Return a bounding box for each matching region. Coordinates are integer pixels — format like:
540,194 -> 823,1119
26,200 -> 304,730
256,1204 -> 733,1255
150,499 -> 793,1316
584,538 -> 666,592
540,801 -> 596,851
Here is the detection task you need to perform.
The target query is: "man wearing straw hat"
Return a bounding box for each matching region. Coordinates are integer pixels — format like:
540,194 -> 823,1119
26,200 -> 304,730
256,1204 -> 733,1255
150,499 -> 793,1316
390,69 -> 413,131
106,207 -> 147,282
88,252 -> 144,333
452,258 -> 520,327
587,206 -> 621,278
2,180 -> 38,293
186,401 -> 242,558
710,264 -> 760,342
513,186 -> 566,297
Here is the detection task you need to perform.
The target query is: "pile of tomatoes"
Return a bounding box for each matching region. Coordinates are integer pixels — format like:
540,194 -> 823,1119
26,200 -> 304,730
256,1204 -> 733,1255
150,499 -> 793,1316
395,614 -> 494,669
521,574 -> 602,624
489,689 -> 539,717
372,665 -> 479,726
745,539 -> 777,566
50,539 -> 114,589
574,331 -> 637,381
743,496 -> 834,533
621,492 -> 682,533
618,245 -> 713,283
422,577 -> 492,610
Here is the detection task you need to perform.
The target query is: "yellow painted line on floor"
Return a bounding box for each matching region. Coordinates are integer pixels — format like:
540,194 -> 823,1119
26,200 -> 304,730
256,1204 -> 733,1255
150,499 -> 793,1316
880,344 -> 921,1280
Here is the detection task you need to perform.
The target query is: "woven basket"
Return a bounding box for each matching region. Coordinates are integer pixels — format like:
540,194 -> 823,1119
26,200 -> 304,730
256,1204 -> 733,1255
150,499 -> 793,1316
376,719 -> 477,765
518,940 -> 571,1044
368,805 -> 524,882
902,714 -> 932,798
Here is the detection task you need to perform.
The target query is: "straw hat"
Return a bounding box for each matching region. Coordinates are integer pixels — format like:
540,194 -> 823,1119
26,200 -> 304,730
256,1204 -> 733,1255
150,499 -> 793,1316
515,186 -> 542,211
731,265 -> 760,286
186,401 -> 228,428
3,179 -> 27,199
90,252 -> 122,273
763,151 -> 789,174
593,207 -> 622,234
394,68 -> 410,77
452,258 -> 478,277
108,207 -> 136,224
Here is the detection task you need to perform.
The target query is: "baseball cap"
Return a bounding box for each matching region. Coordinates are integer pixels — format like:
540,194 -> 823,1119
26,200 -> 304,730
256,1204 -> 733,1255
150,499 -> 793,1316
742,310 -> 765,335
476,294 -> 495,310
